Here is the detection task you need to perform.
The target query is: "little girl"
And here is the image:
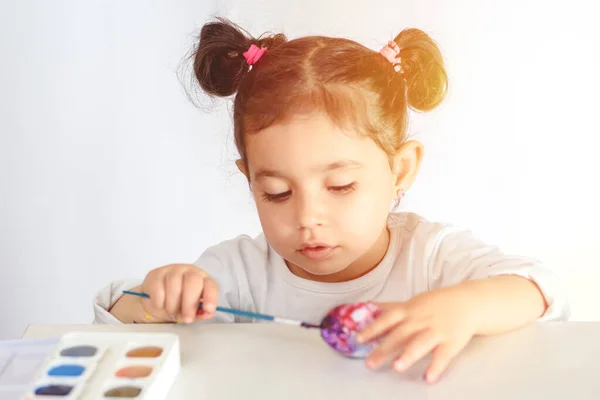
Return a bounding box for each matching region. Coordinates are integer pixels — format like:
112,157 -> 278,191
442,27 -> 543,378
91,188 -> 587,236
94,18 -> 569,383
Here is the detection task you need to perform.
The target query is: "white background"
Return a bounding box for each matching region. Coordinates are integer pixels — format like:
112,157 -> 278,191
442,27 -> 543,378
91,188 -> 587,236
1,0 -> 598,339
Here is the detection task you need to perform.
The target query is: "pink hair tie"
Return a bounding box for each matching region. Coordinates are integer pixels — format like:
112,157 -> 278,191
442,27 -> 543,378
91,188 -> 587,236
379,40 -> 403,73
243,44 -> 267,66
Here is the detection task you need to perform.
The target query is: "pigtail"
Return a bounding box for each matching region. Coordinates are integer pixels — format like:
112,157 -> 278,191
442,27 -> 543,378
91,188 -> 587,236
190,18 -> 287,98
394,29 -> 448,112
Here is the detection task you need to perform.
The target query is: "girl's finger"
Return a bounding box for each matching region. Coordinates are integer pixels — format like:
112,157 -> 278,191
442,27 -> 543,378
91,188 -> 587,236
425,343 -> 462,383
180,271 -> 205,323
371,302 -> 402,312
364,322 -> 421,369
197,277 -> 219,320
164,268 -> 185,320
392,329 -> 439,373
142,268 -> 167,312
356,304 -> 406,344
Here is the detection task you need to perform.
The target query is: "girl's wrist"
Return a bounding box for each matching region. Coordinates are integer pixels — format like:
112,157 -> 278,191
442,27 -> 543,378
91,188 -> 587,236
109,287 -> 164,324
458,275 -> 545,336
133,298 -> 164,324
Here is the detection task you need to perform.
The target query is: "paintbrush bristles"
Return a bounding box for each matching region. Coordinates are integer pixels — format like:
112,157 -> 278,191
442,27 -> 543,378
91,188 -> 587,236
273,317 -> 321,329
300,322 -> 322,329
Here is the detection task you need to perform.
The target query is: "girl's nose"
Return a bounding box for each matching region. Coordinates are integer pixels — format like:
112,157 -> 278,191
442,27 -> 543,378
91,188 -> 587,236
295,193 -> 324,230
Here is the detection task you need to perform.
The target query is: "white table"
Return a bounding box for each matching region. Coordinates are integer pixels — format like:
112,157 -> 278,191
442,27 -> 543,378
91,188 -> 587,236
23,322 -> 600,399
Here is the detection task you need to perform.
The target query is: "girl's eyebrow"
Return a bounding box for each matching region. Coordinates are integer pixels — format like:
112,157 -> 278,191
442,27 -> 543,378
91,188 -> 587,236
253,159 -> 363,181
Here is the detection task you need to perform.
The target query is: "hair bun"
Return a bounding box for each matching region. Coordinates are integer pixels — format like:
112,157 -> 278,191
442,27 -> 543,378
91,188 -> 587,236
189,18 -> 287,98
395,28 -> 448,111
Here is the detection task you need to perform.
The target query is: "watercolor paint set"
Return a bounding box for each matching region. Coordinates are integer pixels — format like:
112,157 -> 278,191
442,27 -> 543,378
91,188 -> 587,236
20,332 -> 180,400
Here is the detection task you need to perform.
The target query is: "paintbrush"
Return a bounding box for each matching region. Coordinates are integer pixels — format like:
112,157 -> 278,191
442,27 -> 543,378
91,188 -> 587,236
122,290 -> 322,329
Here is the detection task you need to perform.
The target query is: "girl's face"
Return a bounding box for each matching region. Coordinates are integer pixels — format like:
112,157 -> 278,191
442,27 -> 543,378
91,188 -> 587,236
244,112 -> 418,282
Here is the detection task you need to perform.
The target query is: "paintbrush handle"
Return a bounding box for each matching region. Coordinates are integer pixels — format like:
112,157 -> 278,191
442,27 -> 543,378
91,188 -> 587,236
122,290 -> 319,328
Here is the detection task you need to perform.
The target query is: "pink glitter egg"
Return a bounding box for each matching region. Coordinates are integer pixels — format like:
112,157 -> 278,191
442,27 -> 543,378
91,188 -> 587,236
320,302 -> 381,358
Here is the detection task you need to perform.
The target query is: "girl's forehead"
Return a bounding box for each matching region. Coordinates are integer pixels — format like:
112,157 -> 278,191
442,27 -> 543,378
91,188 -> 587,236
247,113 -> 368,150
244,113 -> 388,176
248,115 -> 365,155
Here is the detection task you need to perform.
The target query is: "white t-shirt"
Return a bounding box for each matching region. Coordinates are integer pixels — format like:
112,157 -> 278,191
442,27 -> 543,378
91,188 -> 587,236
93,212 -> 569,325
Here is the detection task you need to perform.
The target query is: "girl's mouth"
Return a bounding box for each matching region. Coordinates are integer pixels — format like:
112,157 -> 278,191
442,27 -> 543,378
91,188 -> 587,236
298,245 -> 338,260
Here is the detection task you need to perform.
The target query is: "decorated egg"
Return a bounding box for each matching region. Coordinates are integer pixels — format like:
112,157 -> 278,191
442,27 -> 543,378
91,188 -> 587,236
320,302 -> 381,358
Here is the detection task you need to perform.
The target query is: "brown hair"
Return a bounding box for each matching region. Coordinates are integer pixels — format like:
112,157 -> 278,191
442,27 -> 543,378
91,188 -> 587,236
187,18 -> 447,175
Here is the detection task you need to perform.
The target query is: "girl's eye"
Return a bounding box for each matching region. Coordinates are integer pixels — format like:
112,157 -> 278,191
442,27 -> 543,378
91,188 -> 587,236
261,183 -> 355,202
329,183 -> 356,194
262,191 -> 291,203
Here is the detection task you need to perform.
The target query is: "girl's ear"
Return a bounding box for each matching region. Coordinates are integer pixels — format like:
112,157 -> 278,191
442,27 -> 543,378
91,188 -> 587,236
392,140 -> 423,193
235,159 -> 249,180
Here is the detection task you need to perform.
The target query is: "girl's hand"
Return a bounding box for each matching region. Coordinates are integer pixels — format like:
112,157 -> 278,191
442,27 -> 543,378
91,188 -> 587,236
356,286 -> 478,383
139,264 -> 219,324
